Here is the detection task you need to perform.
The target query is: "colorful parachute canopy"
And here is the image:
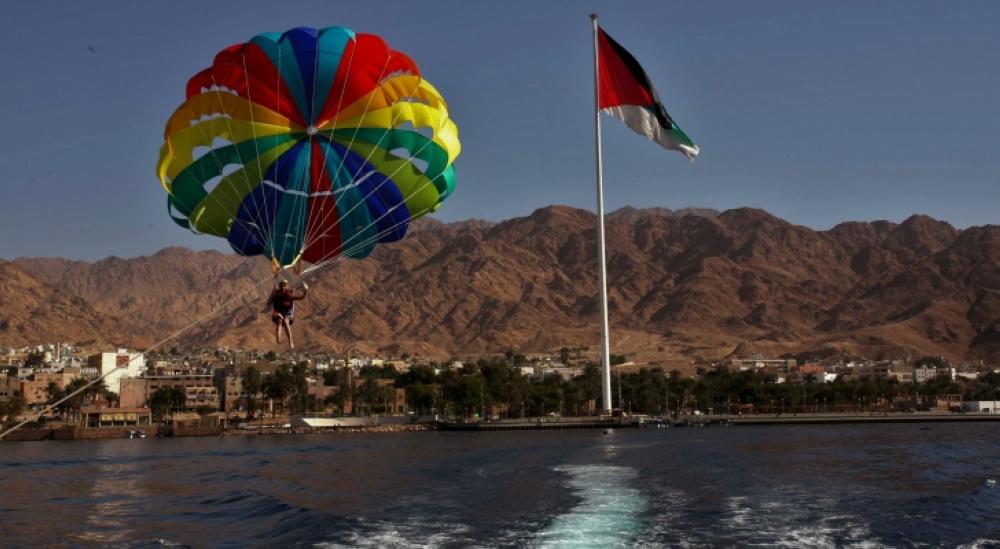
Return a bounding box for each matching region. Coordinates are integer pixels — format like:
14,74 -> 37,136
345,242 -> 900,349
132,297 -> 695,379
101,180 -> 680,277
157,26 -> 460,268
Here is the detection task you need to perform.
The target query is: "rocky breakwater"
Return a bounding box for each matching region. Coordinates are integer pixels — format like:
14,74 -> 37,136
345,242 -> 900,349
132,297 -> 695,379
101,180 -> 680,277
223,423 -> 435,437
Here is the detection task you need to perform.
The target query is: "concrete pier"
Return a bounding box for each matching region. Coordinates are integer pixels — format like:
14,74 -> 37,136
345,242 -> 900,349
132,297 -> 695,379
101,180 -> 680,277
440,417 -> 632,431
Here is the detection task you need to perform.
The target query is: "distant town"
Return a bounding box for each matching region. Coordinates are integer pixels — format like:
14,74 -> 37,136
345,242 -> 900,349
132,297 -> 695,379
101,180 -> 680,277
1,341 -> 999,440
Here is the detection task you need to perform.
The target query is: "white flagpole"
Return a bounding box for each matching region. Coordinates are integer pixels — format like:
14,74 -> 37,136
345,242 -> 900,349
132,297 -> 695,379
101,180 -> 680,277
591,13 -> 613,415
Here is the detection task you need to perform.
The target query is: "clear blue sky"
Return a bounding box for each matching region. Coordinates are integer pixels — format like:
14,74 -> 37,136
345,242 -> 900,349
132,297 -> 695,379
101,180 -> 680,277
1,1 -> 997,260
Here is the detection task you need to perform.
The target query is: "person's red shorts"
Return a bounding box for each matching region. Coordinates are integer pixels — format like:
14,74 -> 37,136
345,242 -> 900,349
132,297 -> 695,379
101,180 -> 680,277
272,311 -> 294,325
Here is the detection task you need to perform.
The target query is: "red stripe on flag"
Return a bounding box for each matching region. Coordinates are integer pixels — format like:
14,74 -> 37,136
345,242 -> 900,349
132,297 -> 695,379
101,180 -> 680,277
597,28 -> 656,110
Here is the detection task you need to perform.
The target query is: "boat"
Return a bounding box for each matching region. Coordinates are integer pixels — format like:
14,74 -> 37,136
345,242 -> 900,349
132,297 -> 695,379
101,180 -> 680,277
125,430 -> 148,439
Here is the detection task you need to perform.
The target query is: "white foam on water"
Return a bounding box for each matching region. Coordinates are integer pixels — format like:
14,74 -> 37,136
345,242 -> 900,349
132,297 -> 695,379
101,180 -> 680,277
957,540 -> 1000,549
533,464 -> 647,548
315,519 -> 471,548
717,494 -> 883,548
630,486 -> 695,547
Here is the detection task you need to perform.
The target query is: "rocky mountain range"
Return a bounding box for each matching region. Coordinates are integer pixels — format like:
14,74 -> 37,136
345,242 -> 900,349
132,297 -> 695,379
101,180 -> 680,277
4,206 -> 999,367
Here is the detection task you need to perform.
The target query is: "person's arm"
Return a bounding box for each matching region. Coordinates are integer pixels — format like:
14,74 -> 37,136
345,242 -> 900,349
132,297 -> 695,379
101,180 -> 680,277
294,282 -> 309,301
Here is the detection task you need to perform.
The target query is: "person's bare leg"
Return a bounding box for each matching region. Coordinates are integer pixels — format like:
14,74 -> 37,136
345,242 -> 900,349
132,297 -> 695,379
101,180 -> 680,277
275,319 -> 282,344
284,320 -> 294,349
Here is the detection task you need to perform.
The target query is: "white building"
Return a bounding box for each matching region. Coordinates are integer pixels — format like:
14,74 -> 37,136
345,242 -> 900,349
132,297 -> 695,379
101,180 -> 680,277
731,358 -> 797,374
87,349 -> 145,395
540,367 -> 583,381
962,401 -> 1000,414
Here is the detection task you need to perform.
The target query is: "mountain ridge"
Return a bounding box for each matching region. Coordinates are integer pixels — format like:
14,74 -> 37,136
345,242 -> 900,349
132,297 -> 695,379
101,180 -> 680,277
6,205 -> 999,366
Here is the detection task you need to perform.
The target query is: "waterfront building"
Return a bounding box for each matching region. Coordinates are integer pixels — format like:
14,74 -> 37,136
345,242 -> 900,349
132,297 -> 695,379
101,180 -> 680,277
218,371 -> 245,413
0,374 -> 19,401
87,349 -> 145,395
797,363 -> 826,380
119,374 -> 218,410
79,406 -> 153,428
540,366 -> 584,381
18,370 -> 79,405
889,370 -> 915,384
914,366 -> 936,384
934,394 -> 963,412
377,380 -> 408,415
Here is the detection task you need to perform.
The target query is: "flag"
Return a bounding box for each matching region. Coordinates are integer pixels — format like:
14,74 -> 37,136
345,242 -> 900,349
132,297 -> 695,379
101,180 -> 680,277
597,26 -> 699,160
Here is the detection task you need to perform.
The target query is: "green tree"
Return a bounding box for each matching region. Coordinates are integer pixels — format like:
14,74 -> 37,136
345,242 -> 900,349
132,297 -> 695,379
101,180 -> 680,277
45,382 -> 65,407
0,391 -> 26,428
559,347 -> 571,364
915,356 -> 948,369
195,405 -> 217,416
261,373 -> 288,418
242,366 -> 262,419
61,377 -> 109,421
23,352 -> 45,369
149,387 -> 185,418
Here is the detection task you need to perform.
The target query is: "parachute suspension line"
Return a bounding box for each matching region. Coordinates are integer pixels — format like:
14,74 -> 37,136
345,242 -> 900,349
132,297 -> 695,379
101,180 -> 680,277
302,27 -> 359,223
301,59 -> 448,255
302,199 -> 440,277
278,36 -> 321,270
230,48 -> 279,257
269,45 -> 287,268
288,28 -> 329,269
300,103 -> 408,254
204,73 -> 276,256
308,27 -> 323,135
175,77 -> 276,254
303,132 -> 440,267
169,121 -> 275,265
316,53 -> 394,203
286,186 -> 437,279
302,123 -> 451,272
175,54 -> 283,243
300,111 -> 450,271
0,274 -> 277,441
176,100 -> 250,239
300,51 -> 395,252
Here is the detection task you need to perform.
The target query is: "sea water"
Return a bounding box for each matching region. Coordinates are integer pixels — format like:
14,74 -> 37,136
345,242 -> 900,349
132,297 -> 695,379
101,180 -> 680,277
0,424 -> 998,547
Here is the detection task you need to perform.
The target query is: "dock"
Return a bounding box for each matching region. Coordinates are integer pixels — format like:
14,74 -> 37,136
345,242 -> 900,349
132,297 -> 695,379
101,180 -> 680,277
439,417 -> 634,431
439,412 -> 1000,431
717,412 -> 1000,426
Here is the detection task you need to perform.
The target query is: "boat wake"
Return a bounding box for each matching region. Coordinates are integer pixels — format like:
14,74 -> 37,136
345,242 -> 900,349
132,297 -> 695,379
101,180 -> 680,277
533,464 -> 646,548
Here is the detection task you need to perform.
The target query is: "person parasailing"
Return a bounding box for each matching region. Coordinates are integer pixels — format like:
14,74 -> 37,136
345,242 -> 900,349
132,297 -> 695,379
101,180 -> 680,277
267,279 -> 308,348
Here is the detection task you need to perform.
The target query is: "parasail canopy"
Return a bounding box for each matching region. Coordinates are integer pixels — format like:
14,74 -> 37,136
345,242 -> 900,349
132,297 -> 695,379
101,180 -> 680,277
157,26 -> 460,268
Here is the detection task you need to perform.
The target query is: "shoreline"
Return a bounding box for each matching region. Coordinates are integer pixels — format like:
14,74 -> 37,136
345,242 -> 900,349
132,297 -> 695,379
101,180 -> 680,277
4,412 -> 999,442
